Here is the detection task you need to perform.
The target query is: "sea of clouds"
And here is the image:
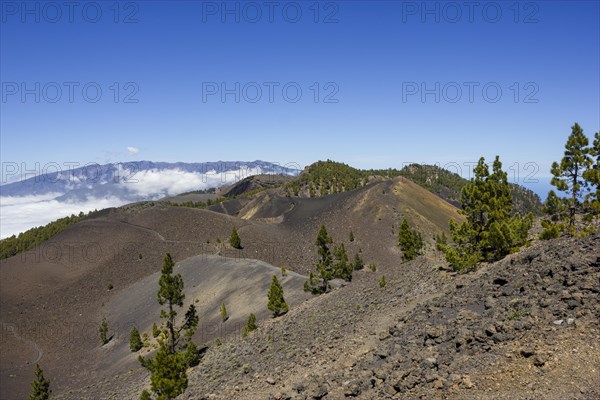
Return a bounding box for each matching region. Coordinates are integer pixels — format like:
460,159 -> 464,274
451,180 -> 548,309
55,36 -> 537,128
0,194 -> 128,239
0,167 -> 269,239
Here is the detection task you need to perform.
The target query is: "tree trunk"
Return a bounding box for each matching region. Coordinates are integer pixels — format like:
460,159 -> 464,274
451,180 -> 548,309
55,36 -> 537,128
570,164 -> 578,233
169,302 -> 176,354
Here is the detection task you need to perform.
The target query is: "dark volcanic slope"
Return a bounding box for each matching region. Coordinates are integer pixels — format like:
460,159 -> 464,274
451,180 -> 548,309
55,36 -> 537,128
0,205 -> 245,400
177,232 -> 600,400
93,255 -> 310,388
53,231 -> 600,400
1,177 -> 461,399
209,177 -> 463,275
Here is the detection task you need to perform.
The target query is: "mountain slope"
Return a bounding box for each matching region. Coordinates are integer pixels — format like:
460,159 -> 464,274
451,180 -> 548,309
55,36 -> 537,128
0,176 -> 463,399
283,161 -> 542,216
176,232 -> 600,400
207,176 -> 464,273
51,232 -> 600,400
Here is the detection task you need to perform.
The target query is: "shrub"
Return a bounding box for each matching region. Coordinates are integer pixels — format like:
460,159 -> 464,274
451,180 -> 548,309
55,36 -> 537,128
129,327 -> 143,352
220,303 -> 229,322
99,317 -> 109,345
508,309 -> 528,320
242,313 -> 258,337
183,341 -> 201,367
142,332 -> 150,348
139,389 -> 151,400
267,275 -> 289,317
229,228 -> 242,249
152,323 -> 160,338
353,253 -> 364,271
379,276 -> 387,288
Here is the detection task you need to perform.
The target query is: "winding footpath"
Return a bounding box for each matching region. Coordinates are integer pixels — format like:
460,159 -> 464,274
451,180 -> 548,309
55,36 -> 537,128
1,322 -> 43,368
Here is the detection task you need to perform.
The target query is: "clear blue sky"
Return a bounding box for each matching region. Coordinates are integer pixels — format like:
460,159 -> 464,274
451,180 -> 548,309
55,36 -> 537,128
1,0 -> 599,191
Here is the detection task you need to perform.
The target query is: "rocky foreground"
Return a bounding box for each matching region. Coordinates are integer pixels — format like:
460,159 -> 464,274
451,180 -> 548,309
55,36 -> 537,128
57,233 -> 600,399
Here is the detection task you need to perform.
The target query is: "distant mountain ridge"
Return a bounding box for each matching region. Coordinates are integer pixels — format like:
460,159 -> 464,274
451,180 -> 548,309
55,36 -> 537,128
0,160 -> 300,202
285,160 -> 543,216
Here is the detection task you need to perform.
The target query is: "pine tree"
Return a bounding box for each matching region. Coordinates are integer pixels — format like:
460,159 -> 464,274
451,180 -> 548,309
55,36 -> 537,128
157,253 -> 185,354
229,227 -> 242,249
349,230 -> 355,242
352,252 -> 364,271
139,253 -> 200,400
129,327 -> 143,352
28,364 -> 50,400
220,303 -> 228,322
267,275 -> 289,317
99,316 -> 109,345
550,123 -> 593,232
333,243 -> 352,281
439,156 -> 532,271
242,313 -> 258,337
141,345 -> 188,400
398,219 -> 423,262
304,225 -> 334,294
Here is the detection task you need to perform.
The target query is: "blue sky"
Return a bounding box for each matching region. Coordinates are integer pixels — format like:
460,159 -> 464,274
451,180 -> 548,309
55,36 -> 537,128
1,0 -> 599,195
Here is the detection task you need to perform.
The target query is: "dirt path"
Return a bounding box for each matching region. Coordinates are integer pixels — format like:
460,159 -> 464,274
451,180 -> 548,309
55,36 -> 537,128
0,322 -> 43,366
116,220 -> 167,241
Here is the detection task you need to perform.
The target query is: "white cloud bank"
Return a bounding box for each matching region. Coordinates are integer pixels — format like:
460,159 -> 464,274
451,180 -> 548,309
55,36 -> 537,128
0,195 -> 129,239
117,167 -> 269,197
0,166 -> 278,238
